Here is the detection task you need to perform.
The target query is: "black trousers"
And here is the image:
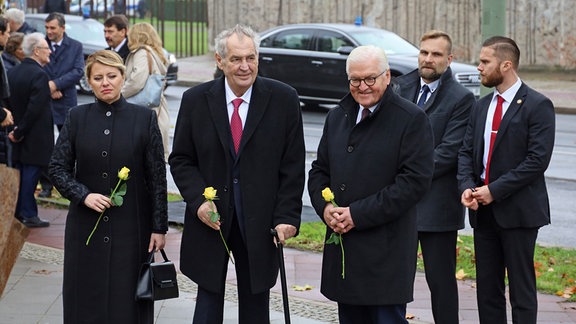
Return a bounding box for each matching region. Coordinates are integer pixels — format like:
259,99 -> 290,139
192,216 -> 270,324
338,303 -> 408,324
419,230 -> 459,324
474,206 -> 539,324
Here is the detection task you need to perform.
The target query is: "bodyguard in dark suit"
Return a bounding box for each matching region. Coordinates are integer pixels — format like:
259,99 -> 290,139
169,24 -> 305,323
104,15 -> 130,62
7,33 -> 54,227
396,30 -> 474,324
458,36 -> 555,324
308,45 -> 434,324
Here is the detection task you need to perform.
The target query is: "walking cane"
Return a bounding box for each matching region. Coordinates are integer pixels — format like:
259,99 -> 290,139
271,228 -> 291,324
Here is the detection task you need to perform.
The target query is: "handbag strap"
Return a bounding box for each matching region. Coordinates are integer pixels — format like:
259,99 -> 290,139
147,248 -> 171,263
144,49 -> 153,75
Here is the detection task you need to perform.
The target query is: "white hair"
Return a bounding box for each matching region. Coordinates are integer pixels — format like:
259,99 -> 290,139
346,45 -> 389,76
22,32 -> 46,57
4,8 -> 25,25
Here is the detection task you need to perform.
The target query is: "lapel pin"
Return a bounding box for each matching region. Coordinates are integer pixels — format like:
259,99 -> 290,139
517,99 -> 523,104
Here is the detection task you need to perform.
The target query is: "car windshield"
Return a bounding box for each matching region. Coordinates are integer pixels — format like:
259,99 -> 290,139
348,29 -> 419,56
65,20 -> 104,44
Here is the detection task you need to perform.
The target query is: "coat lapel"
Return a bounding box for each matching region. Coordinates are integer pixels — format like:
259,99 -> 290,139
493,83 -> 528,149
237,77 -> 269,155
206,79 -> 234,156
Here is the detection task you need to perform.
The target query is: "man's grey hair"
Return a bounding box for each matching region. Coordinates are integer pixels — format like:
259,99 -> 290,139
22,32 -> 46,57
4,8 -> 25,25
214,24 -> 260,58
346,45 -> 389,76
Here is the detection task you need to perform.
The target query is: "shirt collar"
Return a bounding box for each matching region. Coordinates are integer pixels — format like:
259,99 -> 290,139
493,77 -> 522,103
114,38 -> 127,53
420,78 -> 440,93
224,78 -> 252,105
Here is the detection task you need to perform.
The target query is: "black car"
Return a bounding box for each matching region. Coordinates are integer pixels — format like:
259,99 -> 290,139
258,23 -> 480,106
25,14 -> 178,94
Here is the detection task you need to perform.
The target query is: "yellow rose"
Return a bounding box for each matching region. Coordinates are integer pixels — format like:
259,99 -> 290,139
118,167 -> 130,180
322,187 -> 335,203
203,187 -> 218,201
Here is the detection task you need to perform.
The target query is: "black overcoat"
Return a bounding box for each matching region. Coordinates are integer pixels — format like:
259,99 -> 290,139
308,89 -> 434,305
169,76 -> 305,294
7,58 -> 54,166
49,97 -> 168,323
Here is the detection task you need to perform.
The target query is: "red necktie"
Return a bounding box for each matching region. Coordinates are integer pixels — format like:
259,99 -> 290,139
231,98 -> 243,153
485,95 -> 504,185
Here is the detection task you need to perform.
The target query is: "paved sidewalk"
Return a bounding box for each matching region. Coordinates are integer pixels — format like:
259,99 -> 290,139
3,207 -> 576,323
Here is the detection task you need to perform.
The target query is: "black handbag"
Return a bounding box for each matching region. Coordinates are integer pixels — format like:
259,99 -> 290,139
135,249 -> 179,301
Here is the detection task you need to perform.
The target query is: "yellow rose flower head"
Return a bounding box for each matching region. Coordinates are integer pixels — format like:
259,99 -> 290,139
203,187 -> 218,201
118,167 -> 130,180
322,187 -> 335,202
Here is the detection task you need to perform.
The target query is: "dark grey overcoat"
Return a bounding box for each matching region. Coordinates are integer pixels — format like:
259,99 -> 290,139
396,68 -> 474,232
308,89 -> 434,305
49,97 -> 168,323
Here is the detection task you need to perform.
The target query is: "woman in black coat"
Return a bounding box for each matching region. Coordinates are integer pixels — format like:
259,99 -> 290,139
49,50 -> 167,323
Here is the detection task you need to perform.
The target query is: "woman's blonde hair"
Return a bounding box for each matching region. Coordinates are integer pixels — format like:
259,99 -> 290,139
85,50 -> 126,79
127,22 -> 167,65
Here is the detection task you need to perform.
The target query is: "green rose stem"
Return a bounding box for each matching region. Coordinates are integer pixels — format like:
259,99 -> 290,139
322,187 -> 345,279
86,175 -> 127,246
205,197 -> 234,264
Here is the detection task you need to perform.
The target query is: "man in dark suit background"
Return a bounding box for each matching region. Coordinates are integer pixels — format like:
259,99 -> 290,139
396,30 -> 474,324
169,24 -> 305,323
104,15 -> 130,62
38,12 -> 84,198
308,45 -> 434,324
458,36 -> 555,324
7,32 -> 54,227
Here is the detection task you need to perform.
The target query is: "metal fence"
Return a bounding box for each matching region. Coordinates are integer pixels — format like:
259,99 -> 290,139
24,0 -> 208,58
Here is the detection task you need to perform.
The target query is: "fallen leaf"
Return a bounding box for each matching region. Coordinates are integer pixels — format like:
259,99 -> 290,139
292,284 -> 313,291
455,269 -> 467,280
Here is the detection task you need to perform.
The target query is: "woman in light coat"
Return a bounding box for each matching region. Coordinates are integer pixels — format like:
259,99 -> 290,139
123,22 -> 170,161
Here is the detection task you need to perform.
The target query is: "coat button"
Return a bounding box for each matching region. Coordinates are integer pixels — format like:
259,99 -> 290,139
106,111 -> 112,117
102,172 -> 108,178
104,129 -> 110,135
233,178 -> 239,184
223,186 -> 229,192
103,215 -> 109,222
102,151 -> 108,157
103,237 -> 110,243
347,145 -> 354,152
339,184 -> 346,191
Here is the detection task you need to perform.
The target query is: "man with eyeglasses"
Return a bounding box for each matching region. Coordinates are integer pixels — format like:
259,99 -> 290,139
396,30 -> 475,324
308,45 -> 434,324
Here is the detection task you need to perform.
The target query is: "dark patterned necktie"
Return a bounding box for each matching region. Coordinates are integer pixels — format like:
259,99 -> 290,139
417,84 -> 430,108
231,98 -> 243,153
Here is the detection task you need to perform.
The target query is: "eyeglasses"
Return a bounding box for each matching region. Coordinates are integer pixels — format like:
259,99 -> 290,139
35,46 -> 50,51
349,71 -> 386,87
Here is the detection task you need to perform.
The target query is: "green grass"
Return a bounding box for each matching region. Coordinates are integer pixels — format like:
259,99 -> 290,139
99,17 -> 209,56
288,221 -> 576,301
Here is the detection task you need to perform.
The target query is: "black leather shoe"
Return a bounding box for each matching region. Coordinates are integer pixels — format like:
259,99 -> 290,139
38,189 -> 52,198
20,216 -> 50,228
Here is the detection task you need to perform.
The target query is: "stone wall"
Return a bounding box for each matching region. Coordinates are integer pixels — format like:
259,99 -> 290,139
207,0 -> 576,69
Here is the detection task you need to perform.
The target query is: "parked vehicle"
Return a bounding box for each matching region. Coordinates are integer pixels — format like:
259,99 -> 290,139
25,13 -> 178,94
257,23 -> 481,106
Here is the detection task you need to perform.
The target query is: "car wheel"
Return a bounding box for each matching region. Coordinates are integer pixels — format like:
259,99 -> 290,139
78,75 -> 93,94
